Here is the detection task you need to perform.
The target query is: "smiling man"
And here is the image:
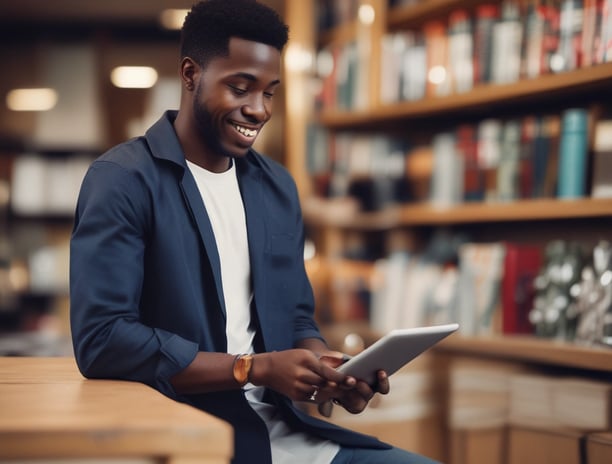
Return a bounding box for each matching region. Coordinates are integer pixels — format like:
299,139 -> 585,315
69,1 -> 439,463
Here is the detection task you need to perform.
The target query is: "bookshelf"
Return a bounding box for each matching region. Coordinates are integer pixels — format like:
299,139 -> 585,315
437,334 -> 612,374
285,0 -> 612,461
304,197 -> 612,227
319,62 -> 612,128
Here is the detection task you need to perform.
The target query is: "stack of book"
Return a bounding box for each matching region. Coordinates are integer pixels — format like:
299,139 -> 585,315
509,373 -> 612,431
449,358 -> 525,429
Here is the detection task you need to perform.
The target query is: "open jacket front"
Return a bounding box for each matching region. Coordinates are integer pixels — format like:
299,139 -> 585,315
70,111 -> 388,463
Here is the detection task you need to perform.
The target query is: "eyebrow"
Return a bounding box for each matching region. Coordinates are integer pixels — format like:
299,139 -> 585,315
230,72 -> 281,87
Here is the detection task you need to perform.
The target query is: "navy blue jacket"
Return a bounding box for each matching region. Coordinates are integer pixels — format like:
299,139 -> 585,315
70,111 -> 388,463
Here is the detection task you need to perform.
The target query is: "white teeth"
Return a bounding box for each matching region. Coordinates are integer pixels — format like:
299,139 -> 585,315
234,124 -> 257,137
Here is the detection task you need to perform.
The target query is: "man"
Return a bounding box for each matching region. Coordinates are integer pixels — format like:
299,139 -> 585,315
70,1 -> 439,463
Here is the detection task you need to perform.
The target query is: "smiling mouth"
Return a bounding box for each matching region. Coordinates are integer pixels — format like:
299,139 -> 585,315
232,123 -> 258,138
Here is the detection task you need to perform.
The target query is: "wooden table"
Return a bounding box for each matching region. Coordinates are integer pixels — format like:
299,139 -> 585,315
0,357 -> 233,464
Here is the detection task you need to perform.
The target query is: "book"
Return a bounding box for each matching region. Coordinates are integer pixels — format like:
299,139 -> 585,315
557,108 -> 589,198
400,33 -> 427,101
430,132 -> 463,207
524,0 -> 546,78
509,373 -> 612,431
497,119 -> 522,201
555,0 -> 584,72
541,1 -> 562,74
423,20 -> 450,97
519,116 -> 537,198
491,1 -> 523,84
456,242 -> 506,336
477,119 -> 503,202
591,119 -> 612,197
456,124 -> 483,202
501,243 -> 543,334
448,9 -> 474,93
473,4 -> 500,85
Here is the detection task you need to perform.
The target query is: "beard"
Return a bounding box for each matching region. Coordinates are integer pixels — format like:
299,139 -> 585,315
192,85 -> 235,158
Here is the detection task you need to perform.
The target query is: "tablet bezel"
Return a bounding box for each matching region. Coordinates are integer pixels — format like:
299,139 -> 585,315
336,323 -> 459,385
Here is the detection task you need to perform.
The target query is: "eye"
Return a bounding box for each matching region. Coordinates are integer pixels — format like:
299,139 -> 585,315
264,91 -> 275,99
228,84 -> 247,96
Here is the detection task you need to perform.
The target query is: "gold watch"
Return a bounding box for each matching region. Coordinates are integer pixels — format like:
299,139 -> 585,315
232,354 -> 254,386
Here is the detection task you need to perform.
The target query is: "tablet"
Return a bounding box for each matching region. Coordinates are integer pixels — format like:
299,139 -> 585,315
337,323 -> 459,385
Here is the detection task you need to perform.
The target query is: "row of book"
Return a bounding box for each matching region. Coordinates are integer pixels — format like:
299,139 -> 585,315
307,111 -> 612,210
430,108 -> 592,206
450,358 -> 612,432
11,154 -> 93,216
317,0 -> 612,110
352,235 -> 612,346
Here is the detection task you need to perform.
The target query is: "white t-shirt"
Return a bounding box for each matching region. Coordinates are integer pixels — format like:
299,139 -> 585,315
187,160 -> 340,464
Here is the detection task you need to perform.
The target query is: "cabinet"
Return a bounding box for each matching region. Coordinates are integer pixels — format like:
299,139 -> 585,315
284,0 -> 612,461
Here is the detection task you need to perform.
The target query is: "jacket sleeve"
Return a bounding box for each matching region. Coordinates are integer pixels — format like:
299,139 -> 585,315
70,159 -> 198,398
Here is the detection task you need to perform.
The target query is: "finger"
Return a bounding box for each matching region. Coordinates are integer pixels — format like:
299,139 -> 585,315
317,362 -> 352,385
337,391 -> 367,414
353,379 -> 375,402
375,370 -> 390,395
318,354 -> 345,368
317,400 -> 334,417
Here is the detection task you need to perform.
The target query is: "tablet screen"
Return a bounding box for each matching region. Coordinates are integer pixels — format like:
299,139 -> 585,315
337,323 -> 459,385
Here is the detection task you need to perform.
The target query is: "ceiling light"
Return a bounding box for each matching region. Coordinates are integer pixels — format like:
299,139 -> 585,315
6,88 -> 58,111
160,9 -> 189,30
358,4 -> 375,25
110,66 -> 158,89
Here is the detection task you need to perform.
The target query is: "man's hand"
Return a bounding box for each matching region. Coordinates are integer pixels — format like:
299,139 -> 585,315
249,349 -> 349,402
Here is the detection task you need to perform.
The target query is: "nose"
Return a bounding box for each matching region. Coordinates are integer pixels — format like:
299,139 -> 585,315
242,92 -> 270,123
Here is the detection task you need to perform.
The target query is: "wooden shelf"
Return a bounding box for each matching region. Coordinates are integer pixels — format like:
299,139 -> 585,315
399,197 -> 612,225
303,197 -> 612,229
388,0 -> 492,30
318,63 -> 612,129
436,334 -> 612,374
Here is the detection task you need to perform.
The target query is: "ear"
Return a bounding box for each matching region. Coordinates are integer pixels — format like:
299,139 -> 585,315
180,57 -> 199,92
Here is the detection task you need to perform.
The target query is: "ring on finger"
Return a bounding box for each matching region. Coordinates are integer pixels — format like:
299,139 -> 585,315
309,386 -> 319,401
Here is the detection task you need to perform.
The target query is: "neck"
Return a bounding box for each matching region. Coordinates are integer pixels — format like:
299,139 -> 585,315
174,109 -> 231,173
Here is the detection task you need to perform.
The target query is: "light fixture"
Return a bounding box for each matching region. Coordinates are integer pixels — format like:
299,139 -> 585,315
284,43 -> 314,73
110,66 -> 158,89
358,4 -> 375,25
6,88 -> 58,111
159,9 -> 189,30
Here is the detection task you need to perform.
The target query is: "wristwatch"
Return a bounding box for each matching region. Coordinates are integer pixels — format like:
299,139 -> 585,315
232,354 -> 254,386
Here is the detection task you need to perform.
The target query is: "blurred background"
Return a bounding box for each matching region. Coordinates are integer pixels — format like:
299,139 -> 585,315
0,0 -> 285,356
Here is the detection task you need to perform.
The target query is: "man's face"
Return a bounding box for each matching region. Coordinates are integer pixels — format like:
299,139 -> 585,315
192,37 -> 281,160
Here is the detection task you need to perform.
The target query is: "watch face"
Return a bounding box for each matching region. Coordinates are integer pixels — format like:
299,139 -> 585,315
233,354 -> 253,386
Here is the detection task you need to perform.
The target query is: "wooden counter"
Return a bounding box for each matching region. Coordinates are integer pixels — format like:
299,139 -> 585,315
0,357 -> 233,463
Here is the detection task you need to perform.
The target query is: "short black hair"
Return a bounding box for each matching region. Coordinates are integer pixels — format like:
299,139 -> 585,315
180,0 -> 289,68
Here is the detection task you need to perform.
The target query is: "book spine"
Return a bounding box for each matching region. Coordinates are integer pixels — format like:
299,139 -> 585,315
473,4 -> 500,85
456,124 -> 483,201
477,119 -> 503,202
519,116 -> 537,198
557,108 -> 590,198
431,132 -> 463,207
524,0 -> 547,78
448,9 -> 474,93
555,0 -> 584,71
497,120 -> 522,201
423,20 -> 450,97
491,1 -> 524,84
541,2 -> 561,74
502,244 -> 543,334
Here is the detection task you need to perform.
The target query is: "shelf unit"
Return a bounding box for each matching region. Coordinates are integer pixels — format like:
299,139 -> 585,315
285,0 -> 612,460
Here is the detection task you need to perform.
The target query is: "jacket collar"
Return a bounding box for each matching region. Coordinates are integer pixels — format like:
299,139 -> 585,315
144,111 -> 267,326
